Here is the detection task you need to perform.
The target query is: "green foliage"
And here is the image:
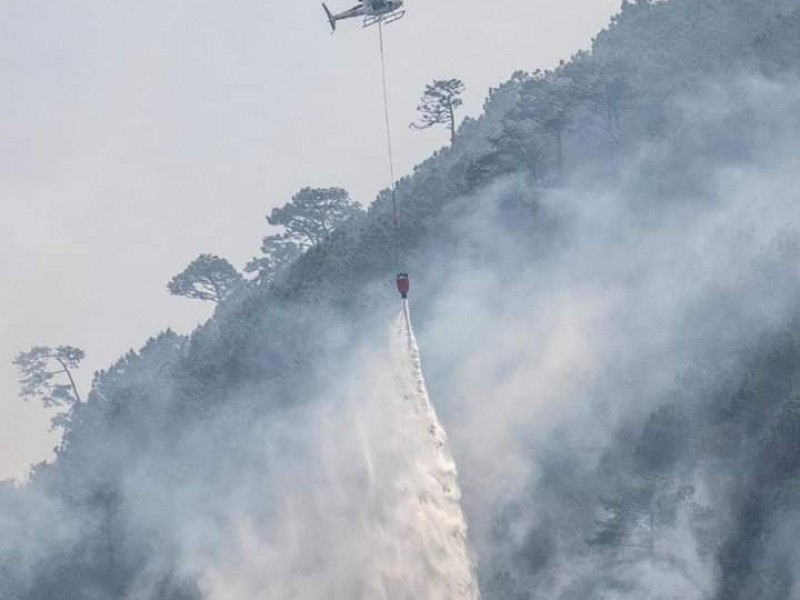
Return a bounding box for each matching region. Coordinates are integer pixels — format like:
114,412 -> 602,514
752,9 -> 800,74
761,394 -> 800,480
267,187 -> 362,248
11,0 -> 800,595
634,405 -> 689,475
244,233 -> 304,283
563,53 -> 638,147
13,346 -> 85,431
13,346 -> 84,409
516,71 -> 579,172
481,570 -> 530,600
410,79 -> 466,144
587,404 -> 700,560
247,187 -> 362,284
489,117 -> 548,183
167,254 -> 243,303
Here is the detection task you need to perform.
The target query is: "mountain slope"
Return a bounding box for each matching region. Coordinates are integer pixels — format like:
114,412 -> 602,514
5,0 -> 800,597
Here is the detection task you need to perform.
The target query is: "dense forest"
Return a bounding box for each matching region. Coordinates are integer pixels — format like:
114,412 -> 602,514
5,0 -> 800,597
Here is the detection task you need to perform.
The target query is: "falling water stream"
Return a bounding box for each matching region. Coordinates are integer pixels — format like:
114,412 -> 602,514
200,302 -> 479,599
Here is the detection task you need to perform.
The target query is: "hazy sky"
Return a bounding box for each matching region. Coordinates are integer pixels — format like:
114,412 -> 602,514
0,0 -> 620,480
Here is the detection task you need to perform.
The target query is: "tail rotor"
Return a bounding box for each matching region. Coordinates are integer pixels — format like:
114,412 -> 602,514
322,3 -> 337,32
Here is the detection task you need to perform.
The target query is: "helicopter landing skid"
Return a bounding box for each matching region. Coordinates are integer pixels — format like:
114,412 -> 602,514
363,9 -> 405,27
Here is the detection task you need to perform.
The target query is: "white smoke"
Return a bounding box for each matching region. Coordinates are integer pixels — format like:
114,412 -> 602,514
417,75 -> 800,596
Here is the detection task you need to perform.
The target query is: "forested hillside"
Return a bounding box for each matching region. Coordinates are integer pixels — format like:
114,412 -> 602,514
5,0 -> 800,597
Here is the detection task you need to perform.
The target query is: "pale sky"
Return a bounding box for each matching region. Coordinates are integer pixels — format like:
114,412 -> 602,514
0,0 -> 620,480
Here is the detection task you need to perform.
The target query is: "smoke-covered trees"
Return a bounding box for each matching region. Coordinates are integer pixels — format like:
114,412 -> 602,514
588,404 -> 703,569
10,0 -> 800,596
752,9 -> 800,74
267,187 -> 362,248
565,54 -> 637,148
516,72 -> 577,173
477,67 -> 587,182
410,79 -> 465,144
167,254 -> 243,303
13,346 -> 85,428
13,346 -> 84,407
489,118 -> 548,183
247,187 -> 362,283
244,233 -> 304,283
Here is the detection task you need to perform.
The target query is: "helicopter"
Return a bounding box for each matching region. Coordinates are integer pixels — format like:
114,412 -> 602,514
322,0 -> 405,31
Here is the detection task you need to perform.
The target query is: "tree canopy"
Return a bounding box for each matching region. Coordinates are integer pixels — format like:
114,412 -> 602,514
7,1 -> 800,597
267,187 -> 362,248
246,187 -> 362,283
13,346 -> 85,430
410,79 -> 465,144
167,254 -> 243,303
244,233 -> 304,283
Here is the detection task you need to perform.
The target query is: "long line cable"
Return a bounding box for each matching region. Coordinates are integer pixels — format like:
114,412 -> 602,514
377,21 -> 401,272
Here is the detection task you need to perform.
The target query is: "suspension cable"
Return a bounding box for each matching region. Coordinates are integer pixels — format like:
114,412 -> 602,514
377,21 -> 401,271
